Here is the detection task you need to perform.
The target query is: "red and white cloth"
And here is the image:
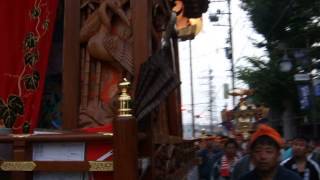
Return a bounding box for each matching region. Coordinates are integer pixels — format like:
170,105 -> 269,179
219,154 -> 240,177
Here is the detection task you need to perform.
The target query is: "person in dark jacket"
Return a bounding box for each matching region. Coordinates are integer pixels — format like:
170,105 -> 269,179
281,137 -> 320,180
231,154 -> 254,180
238,125 -> 301,180
198,140 -> 223,180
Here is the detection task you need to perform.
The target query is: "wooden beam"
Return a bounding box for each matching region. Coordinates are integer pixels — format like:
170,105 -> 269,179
113,1 -> 153,179
167,38 -> 183,137
62,0 -> 80,129
11,140 -> 28,180
0,133 -> 113,143
131,0 -> 152,92
0,161 -> 114,172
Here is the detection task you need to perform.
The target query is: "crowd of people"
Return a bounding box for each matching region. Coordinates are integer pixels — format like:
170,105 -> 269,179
196,124 -> 320,180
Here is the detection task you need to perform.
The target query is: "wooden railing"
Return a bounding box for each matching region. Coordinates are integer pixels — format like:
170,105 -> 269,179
0,124 -> 199,180
0,116 -> 139,180
0,132 -> 113,180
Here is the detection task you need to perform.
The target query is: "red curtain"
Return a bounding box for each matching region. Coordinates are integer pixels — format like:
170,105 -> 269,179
0,0 -> 58,133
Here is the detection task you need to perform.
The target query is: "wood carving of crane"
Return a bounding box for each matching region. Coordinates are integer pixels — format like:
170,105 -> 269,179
78,0 -> 132,127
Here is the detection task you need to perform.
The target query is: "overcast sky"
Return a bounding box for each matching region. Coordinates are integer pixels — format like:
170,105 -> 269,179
179,0 -> 266,127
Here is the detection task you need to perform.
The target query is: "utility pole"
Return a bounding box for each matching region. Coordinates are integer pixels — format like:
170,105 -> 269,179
208,69 -> 214,134
209,0 -> 235,107
227,0 -> 235,107
189,40 -> 195,137
199,69 -> 217,134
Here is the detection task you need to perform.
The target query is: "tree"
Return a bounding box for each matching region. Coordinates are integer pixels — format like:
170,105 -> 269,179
237,56 -> 301,138
237,0 -> 320,138
241,0 -> 320,49
237,57 -> 298,109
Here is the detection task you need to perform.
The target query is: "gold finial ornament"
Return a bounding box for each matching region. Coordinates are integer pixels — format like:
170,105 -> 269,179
118,78 -> 132,117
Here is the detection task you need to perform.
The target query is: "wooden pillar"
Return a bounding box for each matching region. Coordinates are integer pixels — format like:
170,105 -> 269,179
62,0 -> 80,129
113,117 -> 138,180
131,0 -> 152,91
131,0 -> 153,179
139,116 -> 154,180
130,0 -> 153,180
167,37 -> 183,137
11,140 -> 28,180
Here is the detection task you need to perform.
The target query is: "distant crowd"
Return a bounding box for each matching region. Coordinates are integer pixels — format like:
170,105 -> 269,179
196,125 -> 320,180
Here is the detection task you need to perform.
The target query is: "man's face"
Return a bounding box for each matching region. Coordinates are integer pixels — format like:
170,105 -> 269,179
292,139 -> 307,157
225,143 -> 237,157
251,144 -> 280,172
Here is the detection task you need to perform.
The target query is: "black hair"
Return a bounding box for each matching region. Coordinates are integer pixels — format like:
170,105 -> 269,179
293,136 -> 309,143
293,136 -> 309,148
224,138 -> 238,149
250,135 -> 280,150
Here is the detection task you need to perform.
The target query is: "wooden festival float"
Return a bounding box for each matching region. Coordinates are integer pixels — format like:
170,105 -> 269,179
221,89 -> 270,139
0,0 -> 209,179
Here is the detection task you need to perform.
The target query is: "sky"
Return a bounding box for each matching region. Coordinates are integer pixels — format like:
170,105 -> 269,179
178,0 -> 266,131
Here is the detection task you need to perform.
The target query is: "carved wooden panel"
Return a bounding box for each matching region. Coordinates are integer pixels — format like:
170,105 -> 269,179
79,0 -> 133,128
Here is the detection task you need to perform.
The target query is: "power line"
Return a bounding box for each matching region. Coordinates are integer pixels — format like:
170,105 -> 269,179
209,0 -> 236,106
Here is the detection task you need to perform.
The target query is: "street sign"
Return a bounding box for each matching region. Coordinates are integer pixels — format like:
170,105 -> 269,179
297,84 -> 310,110
313,79 -> 320,96
223,83 -> 229,99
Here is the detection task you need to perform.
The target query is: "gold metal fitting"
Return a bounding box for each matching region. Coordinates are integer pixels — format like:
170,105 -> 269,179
118,78 -> 132,117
